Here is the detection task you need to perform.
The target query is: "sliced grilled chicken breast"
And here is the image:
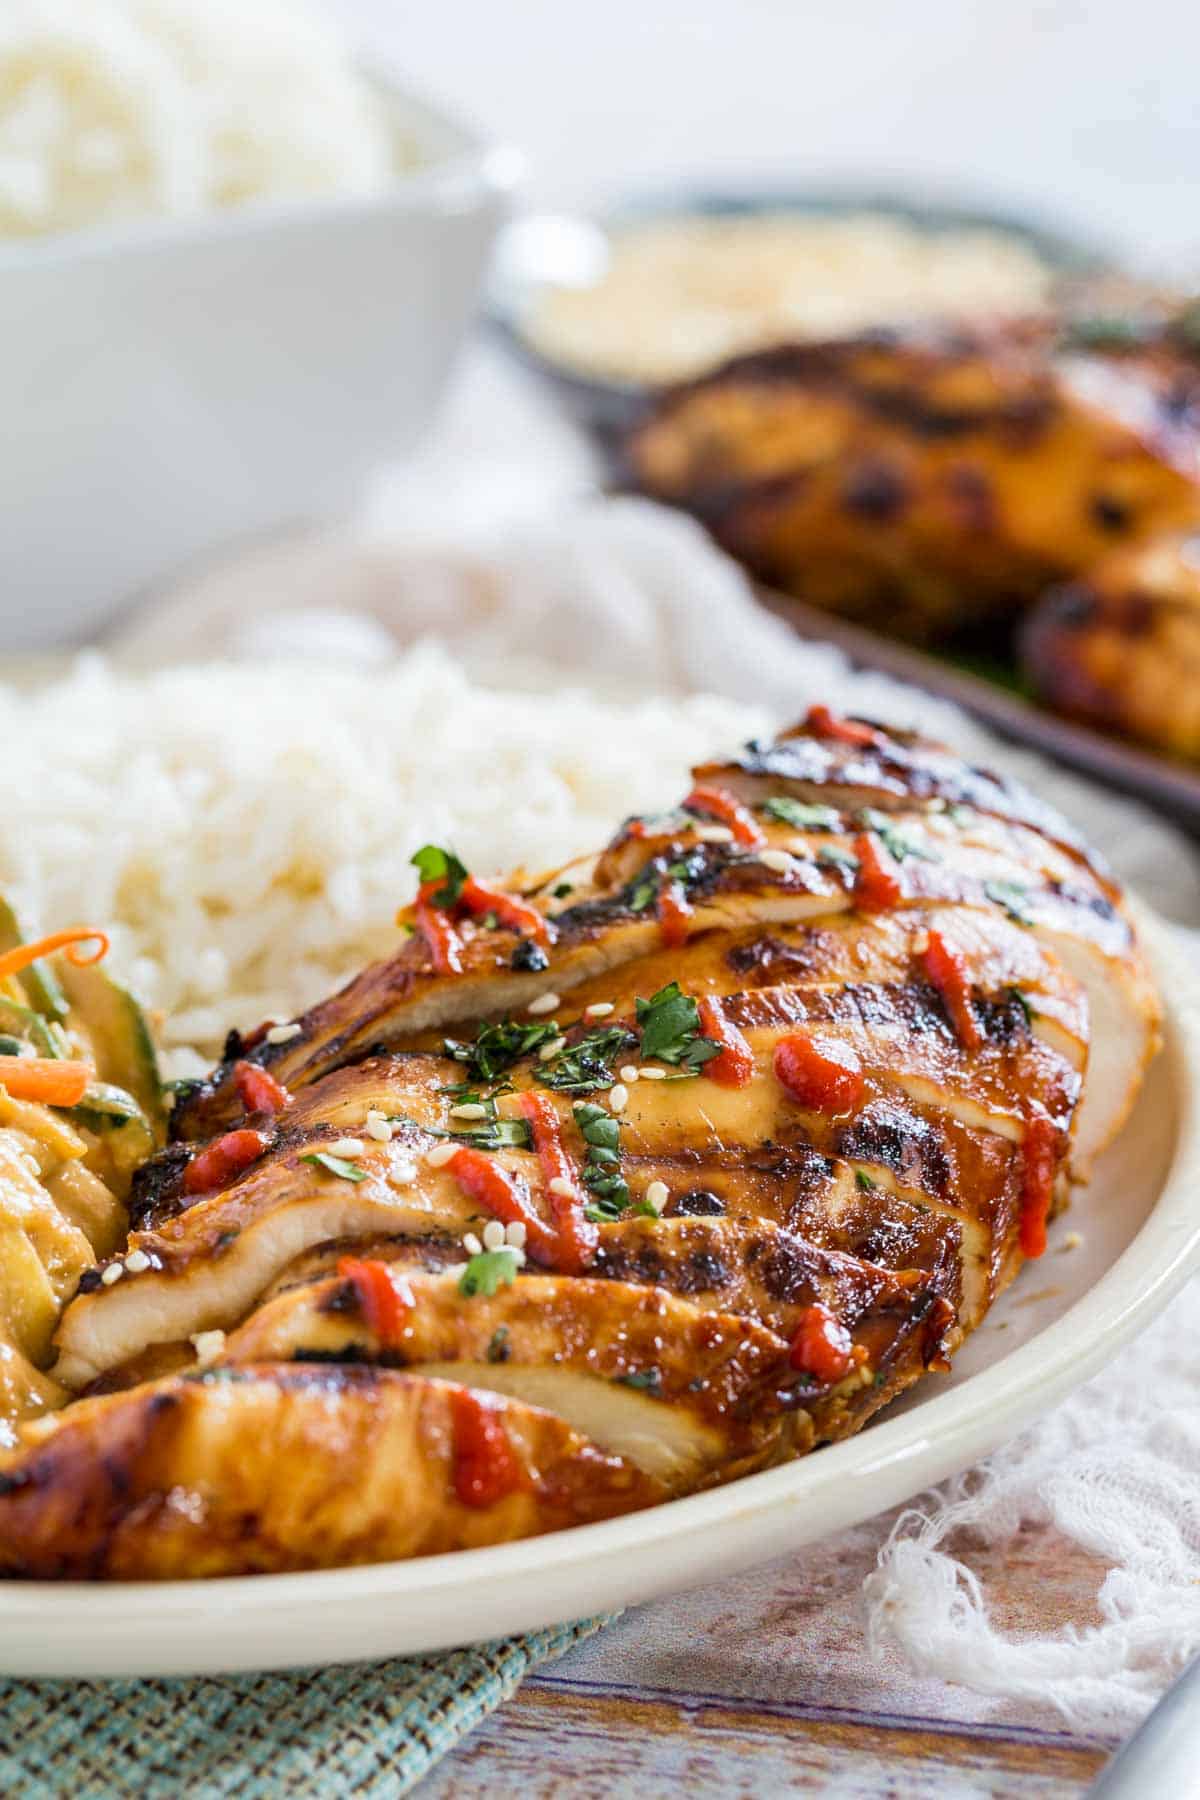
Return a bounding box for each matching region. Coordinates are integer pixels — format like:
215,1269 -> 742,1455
0,712 -> 1158,1578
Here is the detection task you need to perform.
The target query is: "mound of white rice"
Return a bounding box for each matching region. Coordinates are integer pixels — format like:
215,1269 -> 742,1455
0,651 -> 764,1075
0,0 -> 404,239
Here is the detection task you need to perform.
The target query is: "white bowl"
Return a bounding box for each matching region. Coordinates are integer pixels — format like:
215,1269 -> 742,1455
0,76 -> 521,648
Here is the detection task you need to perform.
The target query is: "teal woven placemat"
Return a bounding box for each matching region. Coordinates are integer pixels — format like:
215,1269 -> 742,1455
0,1616 -> 609,1798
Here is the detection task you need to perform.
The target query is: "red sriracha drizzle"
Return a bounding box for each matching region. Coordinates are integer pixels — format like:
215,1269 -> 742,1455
805,704 -> 883,748
336,1256 -> 413,1348
519,1091 -> 598,1274
657,880 -> 694,948
460,877 -> 551,945
774,1032 -> 865,1114
789,1303 -> 856,1384
1019,1112 -> 1058,1259
697,996 -> 754,1087
920,929 -> 982,1052
415,881 -> 466,975
451,1387 -> 525,1508
233,1059 -> 291,1117
852,831 -> 903,912
684,784 -> 765,848
183,1127 -> 270,1195
445,1146 -> 558,1267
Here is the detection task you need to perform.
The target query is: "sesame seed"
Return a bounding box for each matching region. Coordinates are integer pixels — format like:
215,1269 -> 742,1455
450,1102 -> 489,1120
505,1221 -> 527,1248
463,1232 -> 483,1256
644,1180 -> 669,1214
426,1140 -> 458,1168
482,1219 -> 506,1251
364,1111 -> 393,1142
190,1329 -> 226,1366
526,991 -> 560,1016
538,1036 -> 566,1061
100,1262 -> 124,1286
548,1175 -> 576,1199
1061,1230 -> 1084,1251
266,1022 -> 302,1045
124,1248 -> 151,1274
695,824 -> 734,844
639,1066 -> 667,1081
510,1246 -> 527,1267
609,1083 -> 629,1114
787,838 -> 813,856
620,1065 -> 640,1084
759,848 -> 794,874
327,1137 -> 365,1157
584,1001 -> 615,1019
389,1161 -> 417,1187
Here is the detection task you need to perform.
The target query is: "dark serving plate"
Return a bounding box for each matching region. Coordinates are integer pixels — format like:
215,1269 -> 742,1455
757,586 -> 1200,836
488,183 -> 1110,444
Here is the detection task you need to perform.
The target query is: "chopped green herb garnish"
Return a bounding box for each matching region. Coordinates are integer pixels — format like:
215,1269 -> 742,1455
765,796 -> 840,832
456,1117 -> 533,1152
552,881 -> 574,899
617,1368 -> 663,1395
541,1025 -> 637,1096
855,1168 -> 877,1191
301,1150 -> 368,1183
444,1018 -> 561,1082
458,1248 -> 521,1298
573,1102 -> 620,1151
486,1325 -> 511,1363
636,982 -> 719,1071
628,850 -> 705,914
410,844 -> 468,908
584,1195 -> 626,1223
574,1100 -> 629,1214
818,845 -> 860,872
856,808 -> 939,864
480,911 -> 499,931
985,879 -> 1035,926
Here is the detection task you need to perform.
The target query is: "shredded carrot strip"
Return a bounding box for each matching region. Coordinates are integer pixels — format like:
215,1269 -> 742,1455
0,1057 -> 93,1106
0,927 -> 109,983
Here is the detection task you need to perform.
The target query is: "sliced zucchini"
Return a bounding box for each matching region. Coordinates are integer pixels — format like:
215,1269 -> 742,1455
56,960 -> 165,1140
0,898 -> 67,1021
0,997 -> 63,1060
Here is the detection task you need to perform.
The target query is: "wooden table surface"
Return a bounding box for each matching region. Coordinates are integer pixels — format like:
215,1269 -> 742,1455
421,1521 -> 1118,1797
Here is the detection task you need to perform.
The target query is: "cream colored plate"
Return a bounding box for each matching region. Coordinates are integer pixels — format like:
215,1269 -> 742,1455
1,913 -> 1196,1677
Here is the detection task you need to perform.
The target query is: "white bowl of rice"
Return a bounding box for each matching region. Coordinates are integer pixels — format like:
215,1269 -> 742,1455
0,0 -> 521,647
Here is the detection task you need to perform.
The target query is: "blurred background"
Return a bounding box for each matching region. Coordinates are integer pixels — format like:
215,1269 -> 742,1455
344,0 -> 1197,268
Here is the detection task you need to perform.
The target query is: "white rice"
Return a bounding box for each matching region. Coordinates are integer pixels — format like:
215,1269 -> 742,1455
0,0 -> 406,240
0,650 -> 763,1075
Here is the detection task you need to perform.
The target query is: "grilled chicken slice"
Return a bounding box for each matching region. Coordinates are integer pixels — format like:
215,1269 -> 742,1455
623,319 -> 1200,645
1022,532 -> 1200,758
0,1365 -> 664,1578
8,712 -> 1157,1579
55,896 -> 1070,1388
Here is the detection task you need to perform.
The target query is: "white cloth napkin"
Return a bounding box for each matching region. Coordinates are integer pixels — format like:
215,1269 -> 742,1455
116,387 -> 1200,1733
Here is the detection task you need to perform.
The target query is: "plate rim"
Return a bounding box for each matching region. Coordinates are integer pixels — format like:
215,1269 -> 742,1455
2,911 -> 1196,1675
